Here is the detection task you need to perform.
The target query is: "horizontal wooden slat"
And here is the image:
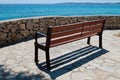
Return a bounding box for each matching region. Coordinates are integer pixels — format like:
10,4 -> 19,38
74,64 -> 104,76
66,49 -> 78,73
51,28 -> 82,38
50,38 -> 80,47
83,24 -> 103,32
50,33 -> 82,46
52,23 -> 83,33
83,19 -> 104,27
82,29 -> 102,37
95,20 -> 105,24
50,36 -> 83,47
84,21 -> 96,26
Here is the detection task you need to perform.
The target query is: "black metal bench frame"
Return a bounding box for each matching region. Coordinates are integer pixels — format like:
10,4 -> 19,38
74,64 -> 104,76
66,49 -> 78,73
34,19 -> 105,70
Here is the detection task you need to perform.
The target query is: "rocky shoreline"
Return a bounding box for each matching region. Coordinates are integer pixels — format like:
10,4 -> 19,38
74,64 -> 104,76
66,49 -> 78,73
0,16 -> 120,46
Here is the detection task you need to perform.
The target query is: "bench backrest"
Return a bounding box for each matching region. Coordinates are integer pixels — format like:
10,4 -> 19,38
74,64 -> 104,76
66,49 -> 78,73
46,19 -> 105,48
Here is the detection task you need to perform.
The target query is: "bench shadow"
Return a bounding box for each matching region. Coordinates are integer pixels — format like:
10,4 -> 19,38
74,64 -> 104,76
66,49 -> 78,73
36,45 -> 109,79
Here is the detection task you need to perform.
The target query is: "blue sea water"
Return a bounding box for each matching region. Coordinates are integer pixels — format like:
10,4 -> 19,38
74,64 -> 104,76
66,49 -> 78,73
0,4 -> 120,21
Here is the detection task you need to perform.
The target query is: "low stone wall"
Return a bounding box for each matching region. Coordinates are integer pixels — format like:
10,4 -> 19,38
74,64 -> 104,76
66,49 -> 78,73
0,16 -> 120,46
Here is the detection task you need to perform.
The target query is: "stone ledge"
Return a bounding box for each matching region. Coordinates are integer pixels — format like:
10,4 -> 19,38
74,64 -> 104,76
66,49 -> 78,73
0,16 -> 120,46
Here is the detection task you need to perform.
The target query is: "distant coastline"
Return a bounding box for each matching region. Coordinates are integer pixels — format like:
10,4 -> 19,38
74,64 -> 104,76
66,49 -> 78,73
0,2 -> 120,5
55,2 -> 120,4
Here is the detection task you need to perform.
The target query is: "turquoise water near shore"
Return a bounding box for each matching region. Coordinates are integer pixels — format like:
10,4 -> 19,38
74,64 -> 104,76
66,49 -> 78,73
0,4 -> 120,20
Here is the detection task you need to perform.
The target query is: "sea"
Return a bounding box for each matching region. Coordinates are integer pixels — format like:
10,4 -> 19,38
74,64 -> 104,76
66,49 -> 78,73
0,3 -> 120,21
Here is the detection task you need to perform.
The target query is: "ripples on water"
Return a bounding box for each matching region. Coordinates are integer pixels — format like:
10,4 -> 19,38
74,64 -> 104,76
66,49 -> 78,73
0,4 -> 120,20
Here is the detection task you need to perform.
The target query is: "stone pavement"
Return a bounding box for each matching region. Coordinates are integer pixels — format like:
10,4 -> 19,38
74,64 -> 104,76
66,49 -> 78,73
0,30 -> 120,80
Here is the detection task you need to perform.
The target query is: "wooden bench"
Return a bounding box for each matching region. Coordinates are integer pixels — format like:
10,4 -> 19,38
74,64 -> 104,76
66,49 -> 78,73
34,19 -> 105,69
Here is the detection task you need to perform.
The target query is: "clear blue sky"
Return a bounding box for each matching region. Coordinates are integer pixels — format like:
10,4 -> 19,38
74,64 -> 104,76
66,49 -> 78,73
0,0 -> 119,4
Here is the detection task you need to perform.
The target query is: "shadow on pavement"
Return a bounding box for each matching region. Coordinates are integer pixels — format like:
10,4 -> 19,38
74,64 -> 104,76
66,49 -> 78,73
36,45 -> 109,79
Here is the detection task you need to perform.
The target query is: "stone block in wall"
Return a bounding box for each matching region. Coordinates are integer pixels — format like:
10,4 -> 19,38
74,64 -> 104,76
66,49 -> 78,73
20,24 -> 26,30
33,24 -> 39,28
11,33 -> 16,39
0,23 -> 6,29
117,22 -> 120,26
3,29 -> 9,33
7,24 -> 13,30
77,17 -> 84,22
22,19 -> 28,23
33,19 -> 39,23
18,20 -> 22,25
11,27 -> 17,33
5,22 -> 11,25
71,17 -> 78,23
39,28 -> 45,32
0,28 -> 3,32
6,36 -> 12,41
21,30 -> 30,37
26,20 -> 33,29
47,20 -> 55,26
30,30 -> 34,34
11,21 -> 17,24
15,34 -> 23,40
39,22 -> 44,27
0,33 -> 8,41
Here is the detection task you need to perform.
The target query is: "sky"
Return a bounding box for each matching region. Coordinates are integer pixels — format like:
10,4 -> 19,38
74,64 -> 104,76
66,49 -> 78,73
0,0 -> 120,4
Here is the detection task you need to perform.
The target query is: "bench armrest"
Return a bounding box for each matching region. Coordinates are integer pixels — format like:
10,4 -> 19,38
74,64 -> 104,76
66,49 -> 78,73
36,32 -> 47,37
35,32 -> 47,43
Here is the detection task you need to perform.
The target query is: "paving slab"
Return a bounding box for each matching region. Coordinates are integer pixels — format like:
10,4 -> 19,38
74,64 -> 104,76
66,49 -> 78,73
0,30 -> 120,80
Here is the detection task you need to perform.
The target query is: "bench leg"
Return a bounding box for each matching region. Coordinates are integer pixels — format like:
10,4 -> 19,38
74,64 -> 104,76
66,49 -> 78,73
99,34 -> 103,48
35,45 -> 39,63
45,50 -> 50,70
87,37 -> 91,45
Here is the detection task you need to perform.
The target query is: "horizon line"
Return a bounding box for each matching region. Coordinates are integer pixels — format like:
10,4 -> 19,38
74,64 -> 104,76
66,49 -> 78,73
0,2 -> 120,4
